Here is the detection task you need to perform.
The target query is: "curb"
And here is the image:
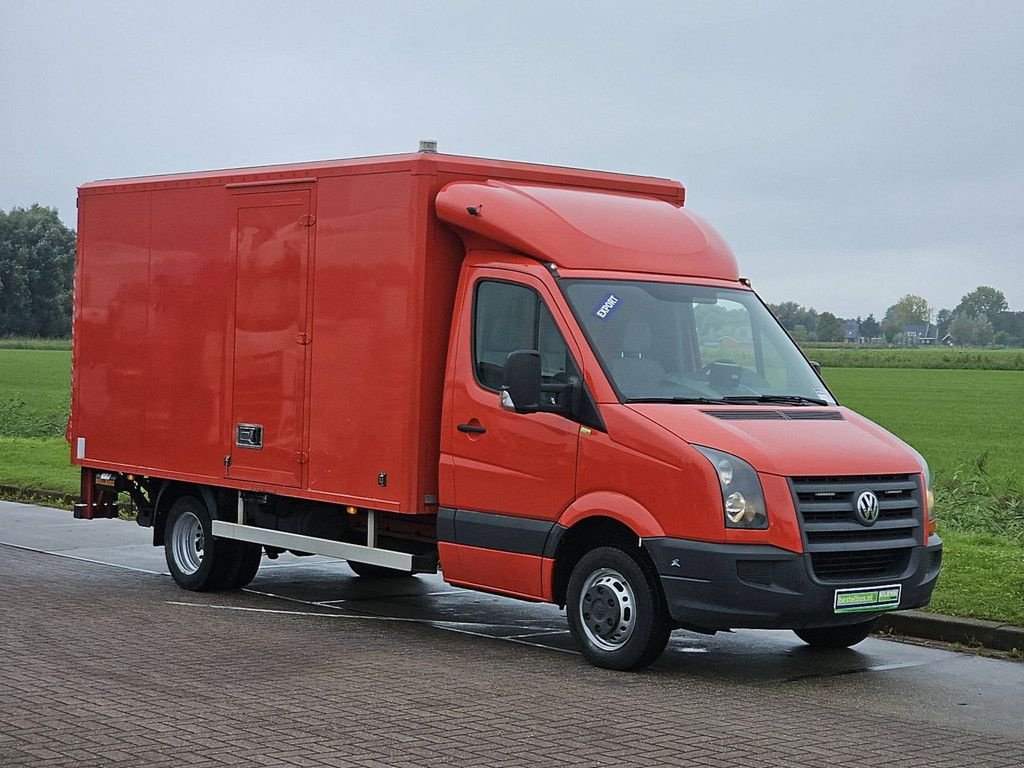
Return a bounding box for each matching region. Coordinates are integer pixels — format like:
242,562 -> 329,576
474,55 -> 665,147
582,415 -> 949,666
878,610 -> 1024,653
0,485 -> 76,506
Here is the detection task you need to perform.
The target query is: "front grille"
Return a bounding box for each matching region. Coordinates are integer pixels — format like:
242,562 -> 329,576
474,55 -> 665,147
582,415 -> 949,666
811,549 -> 911,580
790,474 -> 921,583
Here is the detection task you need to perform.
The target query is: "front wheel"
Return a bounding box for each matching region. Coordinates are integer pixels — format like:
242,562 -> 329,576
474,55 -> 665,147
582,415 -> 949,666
566,546 -> 671,671
794,619 -> 878,649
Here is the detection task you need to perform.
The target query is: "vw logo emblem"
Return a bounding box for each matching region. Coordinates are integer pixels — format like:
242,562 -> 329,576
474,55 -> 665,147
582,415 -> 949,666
856,490 -> 880,525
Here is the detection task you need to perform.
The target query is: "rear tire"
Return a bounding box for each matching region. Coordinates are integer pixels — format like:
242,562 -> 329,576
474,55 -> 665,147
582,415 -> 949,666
164,496 -> 235,591
221,542 -> 263,589
566,546 -> 671,671
347,560 -> 415,579
794,619 -> 877,649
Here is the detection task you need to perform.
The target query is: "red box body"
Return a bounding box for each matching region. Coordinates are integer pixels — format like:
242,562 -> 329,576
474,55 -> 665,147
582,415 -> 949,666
71,153 -> 682,514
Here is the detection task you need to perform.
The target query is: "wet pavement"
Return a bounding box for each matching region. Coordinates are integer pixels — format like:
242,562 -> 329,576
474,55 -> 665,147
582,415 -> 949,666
2,500 -> 1022,766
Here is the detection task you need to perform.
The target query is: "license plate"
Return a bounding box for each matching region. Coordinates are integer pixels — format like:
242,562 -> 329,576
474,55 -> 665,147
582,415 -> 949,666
833,584 -> 902,614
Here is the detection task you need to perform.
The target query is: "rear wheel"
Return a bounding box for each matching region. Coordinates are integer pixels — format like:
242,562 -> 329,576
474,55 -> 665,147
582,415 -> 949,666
164,496 -> 234,591
347,560 -> 415,579
566,546 -> 671,671
221,542 -> 263,589
794,619 -> 878,649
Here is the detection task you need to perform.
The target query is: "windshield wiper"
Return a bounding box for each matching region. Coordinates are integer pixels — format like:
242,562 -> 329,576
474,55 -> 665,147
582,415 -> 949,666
626,397 -> 729,404
721,395 -> 830,406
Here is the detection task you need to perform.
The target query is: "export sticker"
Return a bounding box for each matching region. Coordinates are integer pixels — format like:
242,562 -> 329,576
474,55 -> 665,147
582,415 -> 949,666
833,584 -> 902,614
813,386 -> 836,404
592,293 -> 621,321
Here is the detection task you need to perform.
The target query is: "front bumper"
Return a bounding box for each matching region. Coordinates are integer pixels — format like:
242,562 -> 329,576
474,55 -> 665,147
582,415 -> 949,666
642,534 -> 943,631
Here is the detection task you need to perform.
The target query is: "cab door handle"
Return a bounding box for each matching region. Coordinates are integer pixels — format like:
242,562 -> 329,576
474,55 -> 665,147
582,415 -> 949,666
457,423 -> 487,434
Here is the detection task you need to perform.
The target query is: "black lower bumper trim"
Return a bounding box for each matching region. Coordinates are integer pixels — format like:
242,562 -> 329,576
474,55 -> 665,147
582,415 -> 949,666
642,535 -> 942,631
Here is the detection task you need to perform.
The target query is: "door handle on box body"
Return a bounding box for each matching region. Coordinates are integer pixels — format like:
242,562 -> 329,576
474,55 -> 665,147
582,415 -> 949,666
457,423 -> 487,434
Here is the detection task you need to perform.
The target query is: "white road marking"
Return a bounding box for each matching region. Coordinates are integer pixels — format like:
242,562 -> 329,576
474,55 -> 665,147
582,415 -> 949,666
504,629 -> 571,639
783,659 -> 930,682
865,660 -> 929,673
174,599 -> 558,631
166,601 -> 577,654
315,590 -> 459,605
0,542 -> 572,656
0,541 -> 166,576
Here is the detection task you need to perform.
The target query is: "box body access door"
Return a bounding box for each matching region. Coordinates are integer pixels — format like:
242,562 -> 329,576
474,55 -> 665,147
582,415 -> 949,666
226,188 -> 313,488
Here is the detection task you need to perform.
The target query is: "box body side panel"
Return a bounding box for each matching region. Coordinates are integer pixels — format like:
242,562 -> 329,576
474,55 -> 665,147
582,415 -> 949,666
305,171 -> 462,511
147,186 -> 233,478
73,191 -> 153,467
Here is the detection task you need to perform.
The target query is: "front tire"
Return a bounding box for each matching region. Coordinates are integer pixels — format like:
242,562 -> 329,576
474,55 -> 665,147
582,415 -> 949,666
164,496 -> 234,591
794,619 -> 878,649
566,546 -> 671,671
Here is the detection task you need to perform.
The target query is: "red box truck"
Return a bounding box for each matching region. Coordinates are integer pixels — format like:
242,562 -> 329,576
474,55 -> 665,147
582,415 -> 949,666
70,149 -> 941,669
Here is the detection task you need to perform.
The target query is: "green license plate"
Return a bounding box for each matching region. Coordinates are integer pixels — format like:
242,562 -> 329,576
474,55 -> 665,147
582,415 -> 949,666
833,584 -> 902,614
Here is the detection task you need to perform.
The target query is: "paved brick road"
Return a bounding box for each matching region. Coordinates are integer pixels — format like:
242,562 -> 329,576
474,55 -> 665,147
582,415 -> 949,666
2,544 -> 1023,767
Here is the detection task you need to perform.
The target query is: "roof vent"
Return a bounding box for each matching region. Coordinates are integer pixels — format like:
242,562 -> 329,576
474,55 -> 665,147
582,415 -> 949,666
418,139 -> 438,154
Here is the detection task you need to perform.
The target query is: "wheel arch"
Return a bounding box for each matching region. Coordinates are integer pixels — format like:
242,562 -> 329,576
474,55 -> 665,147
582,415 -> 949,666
152,480 -> 221,546
548,492 -> 665,607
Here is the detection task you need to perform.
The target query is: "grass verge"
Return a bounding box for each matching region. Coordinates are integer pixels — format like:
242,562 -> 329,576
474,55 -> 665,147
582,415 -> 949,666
0,337 -> 72,350
0,437 -> 79,496
928,529 -> 1024,626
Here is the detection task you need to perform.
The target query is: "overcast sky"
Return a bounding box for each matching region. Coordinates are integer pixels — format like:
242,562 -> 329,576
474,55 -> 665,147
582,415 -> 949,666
2,1 -> 1022,318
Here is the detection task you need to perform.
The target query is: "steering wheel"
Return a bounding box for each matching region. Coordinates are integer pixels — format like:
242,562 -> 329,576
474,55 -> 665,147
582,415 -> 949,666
701,358 -> 739,377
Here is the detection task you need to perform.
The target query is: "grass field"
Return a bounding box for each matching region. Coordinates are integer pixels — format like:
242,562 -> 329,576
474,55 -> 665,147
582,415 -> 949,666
0,352 -> 77,495
0,346 -> 1021,625
805,346 -> 1024,370
0,349 -> 70,437
822,365 -> 1024,625
0,348 -> 77,495
822,367 -> 1024,491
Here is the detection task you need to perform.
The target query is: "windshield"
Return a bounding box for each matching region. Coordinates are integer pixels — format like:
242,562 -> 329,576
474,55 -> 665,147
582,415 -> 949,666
562,280 -> 835,405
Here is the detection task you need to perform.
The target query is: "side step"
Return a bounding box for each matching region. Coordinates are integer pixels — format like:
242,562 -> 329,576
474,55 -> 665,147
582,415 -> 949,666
210,521 -> 420,572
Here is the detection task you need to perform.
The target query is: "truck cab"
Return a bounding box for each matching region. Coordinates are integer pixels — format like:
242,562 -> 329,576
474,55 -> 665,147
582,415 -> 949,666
433,180 -> 942,669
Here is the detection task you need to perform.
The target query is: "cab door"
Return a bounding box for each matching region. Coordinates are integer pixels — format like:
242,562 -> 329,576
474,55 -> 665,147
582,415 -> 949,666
442,270 -> 584,597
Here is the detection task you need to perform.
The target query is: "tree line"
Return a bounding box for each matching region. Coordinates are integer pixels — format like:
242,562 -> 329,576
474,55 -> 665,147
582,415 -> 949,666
0,206 -> 75,337
768,288 -> 1024,347
1,204 -> 1022,347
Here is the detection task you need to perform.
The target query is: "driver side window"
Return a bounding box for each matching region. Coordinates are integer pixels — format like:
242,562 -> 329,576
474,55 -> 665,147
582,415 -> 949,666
473,280 -> 572,392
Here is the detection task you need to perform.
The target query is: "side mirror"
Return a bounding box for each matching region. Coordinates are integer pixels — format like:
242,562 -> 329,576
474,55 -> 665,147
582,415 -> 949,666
810,360 -> 822,375
501,350 -> 542,414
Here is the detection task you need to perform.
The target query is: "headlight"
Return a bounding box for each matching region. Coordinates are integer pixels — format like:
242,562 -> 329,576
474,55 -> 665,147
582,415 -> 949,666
907,446 -> 934,522
694,445 -> 768,529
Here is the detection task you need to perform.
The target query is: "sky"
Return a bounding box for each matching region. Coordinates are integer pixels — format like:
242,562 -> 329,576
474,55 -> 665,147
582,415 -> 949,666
2,1 -> 1022,319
